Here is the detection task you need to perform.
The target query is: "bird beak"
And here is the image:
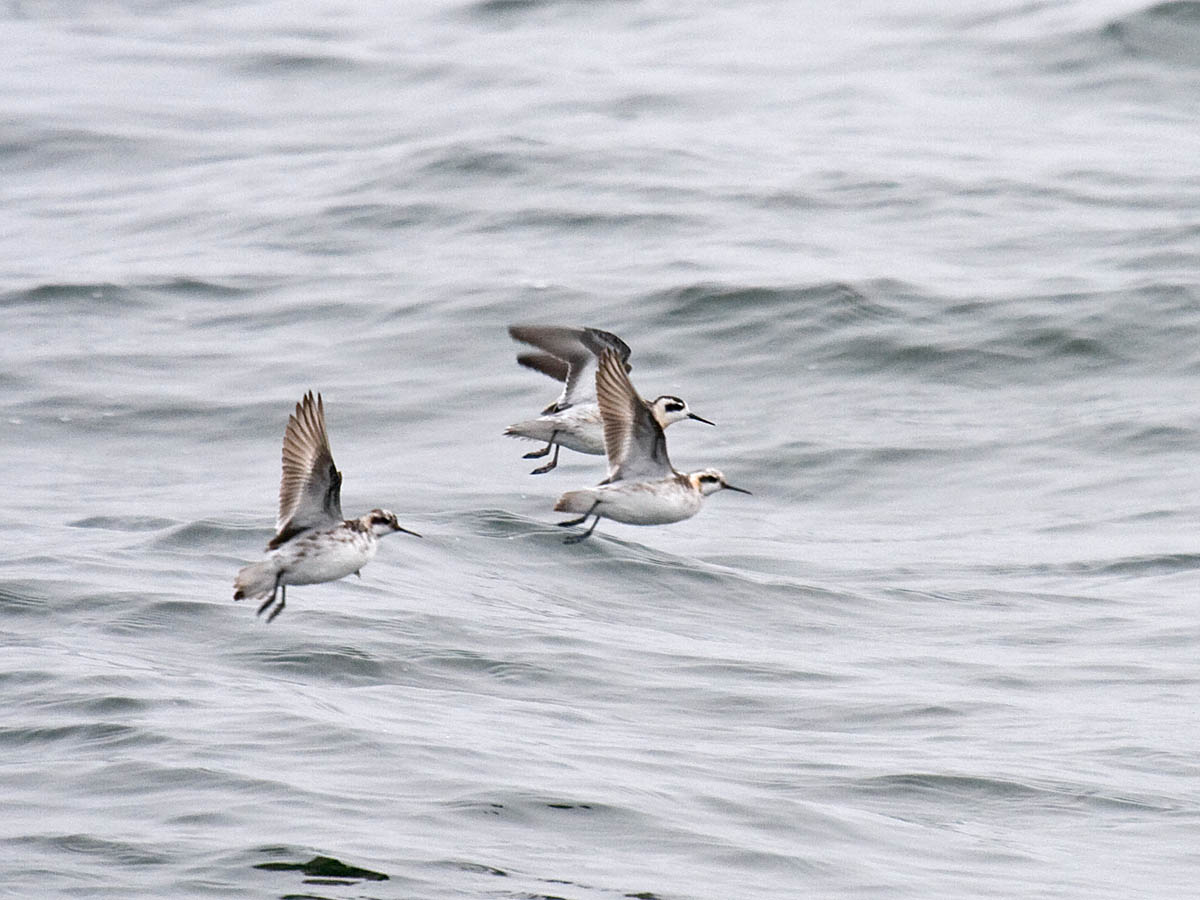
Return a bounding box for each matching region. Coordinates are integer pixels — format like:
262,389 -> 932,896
688,412 -> 716,426
397,525 -> 422,537
723,484 -> 751,495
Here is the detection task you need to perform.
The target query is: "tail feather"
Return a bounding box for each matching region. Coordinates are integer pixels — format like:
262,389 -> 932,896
504,419 -> 554,443
233,559 -> 280,602
554,489 -> 594,514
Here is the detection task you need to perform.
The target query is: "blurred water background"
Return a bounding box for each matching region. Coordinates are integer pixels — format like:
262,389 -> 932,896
3,1 -> 1200,897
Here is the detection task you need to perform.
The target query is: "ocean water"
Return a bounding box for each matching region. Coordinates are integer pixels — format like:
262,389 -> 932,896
3,0 -> 1200,897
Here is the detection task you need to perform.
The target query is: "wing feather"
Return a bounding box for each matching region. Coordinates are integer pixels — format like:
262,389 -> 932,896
516,352 -> 570,384
595,348 -> 673,483
509,325 -> 632,409
270,391 -> 343,547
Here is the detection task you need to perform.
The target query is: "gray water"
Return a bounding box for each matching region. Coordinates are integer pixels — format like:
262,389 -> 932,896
3,1 -> 1200,897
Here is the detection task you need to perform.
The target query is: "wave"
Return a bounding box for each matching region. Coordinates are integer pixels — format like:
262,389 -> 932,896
1104,2 -> 1200,66
1,278 -> 249,310
638,280 -> 1200,380
851,772 -> 1173,813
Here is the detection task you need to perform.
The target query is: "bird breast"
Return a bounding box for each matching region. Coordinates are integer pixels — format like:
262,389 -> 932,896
595,478 -> 703,525
273,528 -> 378,585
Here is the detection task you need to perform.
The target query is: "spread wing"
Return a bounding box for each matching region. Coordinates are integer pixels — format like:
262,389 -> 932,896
269,391 -> 343,548
509,325 -> 632,410
578,327 -> 632,365
595,347 -> 673,483
516,352 -> 570,385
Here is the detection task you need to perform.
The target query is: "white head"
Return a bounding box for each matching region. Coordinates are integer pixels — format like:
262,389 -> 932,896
689,468 -> 751,497
649,395 -> 715,429
364,508 -> 421,538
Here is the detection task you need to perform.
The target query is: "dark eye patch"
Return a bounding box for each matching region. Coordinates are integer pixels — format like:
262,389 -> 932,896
665,402 -> 684,413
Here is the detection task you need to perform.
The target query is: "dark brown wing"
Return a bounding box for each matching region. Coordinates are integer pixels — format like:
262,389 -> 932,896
509,324 -> 633,409
516,352 -> 571,384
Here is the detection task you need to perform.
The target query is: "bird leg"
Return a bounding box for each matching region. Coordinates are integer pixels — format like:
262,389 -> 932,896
256,579 -> 277,616
523,430 -> 558,459
266,586 -> 286,623
556,500 -> 600,528
529,442 -> 561,475
257,576 -> 285,621
562,514 -> 602,544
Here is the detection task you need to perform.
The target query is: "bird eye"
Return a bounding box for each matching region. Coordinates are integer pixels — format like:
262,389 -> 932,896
666,402 -> 683,413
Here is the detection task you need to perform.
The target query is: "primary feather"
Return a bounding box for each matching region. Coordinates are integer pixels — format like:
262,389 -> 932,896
508,324 -> 632,411
595,347 -> 674,483
270,391 -> 343,549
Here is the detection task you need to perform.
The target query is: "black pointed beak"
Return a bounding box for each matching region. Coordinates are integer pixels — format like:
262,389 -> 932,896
723,484 -> 751,495
688,412 -> 715,426
397,525 -> 422,538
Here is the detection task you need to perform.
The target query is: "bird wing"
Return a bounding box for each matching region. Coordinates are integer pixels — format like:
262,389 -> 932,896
595,347 -> 673,483
516,352 -> 570,385
509,325 -> 632,409
270,391 -> 343,547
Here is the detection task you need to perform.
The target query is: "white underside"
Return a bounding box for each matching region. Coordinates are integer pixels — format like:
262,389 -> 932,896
505,404 -> 606,455
272,528 -> 379,585
558,478 -> 703,525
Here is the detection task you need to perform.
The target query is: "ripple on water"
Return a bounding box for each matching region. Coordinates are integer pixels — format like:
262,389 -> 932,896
234,644 -> 391,685
849,772 -> 1174,814
1104,1 -> 1200,65
0,721 -> 168,753
69,516 -> 179,532
0,583 -> 52,619
8,833 -> 172,867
